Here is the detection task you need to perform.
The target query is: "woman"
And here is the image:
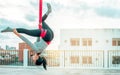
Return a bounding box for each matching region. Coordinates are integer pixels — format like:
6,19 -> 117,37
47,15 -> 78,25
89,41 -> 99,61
1,3 -> 54,70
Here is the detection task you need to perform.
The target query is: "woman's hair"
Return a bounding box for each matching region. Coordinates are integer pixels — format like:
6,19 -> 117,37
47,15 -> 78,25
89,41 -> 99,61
35,56 -> 47,70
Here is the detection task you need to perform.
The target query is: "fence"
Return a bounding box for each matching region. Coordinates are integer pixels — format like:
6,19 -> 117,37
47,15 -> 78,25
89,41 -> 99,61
0,49 -> 120,69
63,50 -> 104,68
0,50 -> 22,66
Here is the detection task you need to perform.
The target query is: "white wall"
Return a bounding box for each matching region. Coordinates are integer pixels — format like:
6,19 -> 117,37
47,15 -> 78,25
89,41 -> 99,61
59,29 -> 120,50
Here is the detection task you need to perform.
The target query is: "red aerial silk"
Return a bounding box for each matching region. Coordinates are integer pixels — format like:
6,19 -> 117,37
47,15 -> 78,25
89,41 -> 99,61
39,0 -> 42,29
38,0 -> 51,45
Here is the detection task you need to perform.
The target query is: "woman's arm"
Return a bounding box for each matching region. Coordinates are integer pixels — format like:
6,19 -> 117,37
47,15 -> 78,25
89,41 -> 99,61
13,29 -> 38,51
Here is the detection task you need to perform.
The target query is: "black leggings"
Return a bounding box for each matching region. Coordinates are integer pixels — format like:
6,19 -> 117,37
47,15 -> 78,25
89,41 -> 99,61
16,14 -> 54,42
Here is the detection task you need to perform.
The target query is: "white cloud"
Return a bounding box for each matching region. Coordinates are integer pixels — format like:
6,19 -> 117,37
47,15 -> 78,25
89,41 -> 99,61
50,0 -> 120,28
0,0 -> 39,27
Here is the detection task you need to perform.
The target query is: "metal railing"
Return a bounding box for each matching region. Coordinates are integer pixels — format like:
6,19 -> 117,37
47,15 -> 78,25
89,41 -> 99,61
0,50 -> 23,66
0,50 -> 120,69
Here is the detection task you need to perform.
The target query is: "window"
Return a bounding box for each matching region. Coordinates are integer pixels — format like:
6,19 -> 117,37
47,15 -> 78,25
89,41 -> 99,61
112,56 -> 120,64
112,40 -> 116,46
112,38 -> 120,46
70,38 -> 80,46
82,56 -> 92,64
82,38 -> 92,46
88,40 -> 92,46
118,41 -> 120,46
83,40 -> 87,46
70,56 -> 79,64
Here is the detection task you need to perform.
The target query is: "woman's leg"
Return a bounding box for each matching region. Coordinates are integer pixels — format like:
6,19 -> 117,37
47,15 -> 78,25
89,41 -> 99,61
42,14 -> 48,22
16,28 -> 41,37
1,27 -> 41,37
42,3 -> 52,22
40,3 -> 54,42
42,22 -> 54,41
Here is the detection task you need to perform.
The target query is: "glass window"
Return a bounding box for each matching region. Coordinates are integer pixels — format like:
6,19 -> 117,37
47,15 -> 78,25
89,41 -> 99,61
112,38 -> 120,46
112,40 -> 116,46
82,38 -> 92,46
112,56 -> 120,64
70,56 -> 79,64
70,38 -> 80,46
88,40 -> 92,46
118,41 -> 120,46
82,56 -> 92,64
83,40 -> 87,46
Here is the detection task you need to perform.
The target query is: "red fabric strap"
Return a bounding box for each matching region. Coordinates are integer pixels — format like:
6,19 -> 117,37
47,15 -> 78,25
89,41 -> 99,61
40,29 -> 51,45
40,29 -> 47,38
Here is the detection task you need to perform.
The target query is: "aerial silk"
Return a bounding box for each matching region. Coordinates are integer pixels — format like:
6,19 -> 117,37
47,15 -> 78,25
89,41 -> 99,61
38,0 -> 43,29
38,0 -> 46,38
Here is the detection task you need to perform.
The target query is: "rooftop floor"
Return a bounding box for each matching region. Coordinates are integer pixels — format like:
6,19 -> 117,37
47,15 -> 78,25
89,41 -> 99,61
0,67 -> 120,75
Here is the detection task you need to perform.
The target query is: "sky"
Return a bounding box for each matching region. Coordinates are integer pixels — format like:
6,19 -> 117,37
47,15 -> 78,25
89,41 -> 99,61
0,0 -> 120,50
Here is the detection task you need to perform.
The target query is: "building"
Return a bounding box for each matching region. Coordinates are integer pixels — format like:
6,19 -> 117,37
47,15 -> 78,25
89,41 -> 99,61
59,29 -> 120,50
19,42 -> 32,62
6,45 -> 16,50
59,29 -> 120,68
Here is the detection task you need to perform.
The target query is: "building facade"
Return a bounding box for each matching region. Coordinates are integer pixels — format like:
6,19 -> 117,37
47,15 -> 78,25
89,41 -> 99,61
59,29 -> 120,50
59,29 -> 120,68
